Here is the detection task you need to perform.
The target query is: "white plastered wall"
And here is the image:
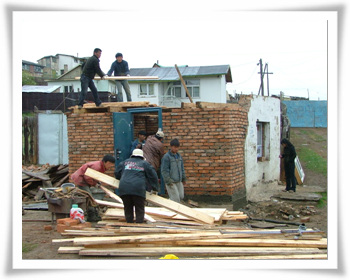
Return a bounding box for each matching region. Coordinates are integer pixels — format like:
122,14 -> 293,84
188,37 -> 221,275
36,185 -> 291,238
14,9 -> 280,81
244,95 -> 281,195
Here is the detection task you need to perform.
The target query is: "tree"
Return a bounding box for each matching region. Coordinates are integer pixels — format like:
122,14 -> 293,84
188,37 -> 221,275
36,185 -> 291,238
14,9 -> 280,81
22,70 -> 37,85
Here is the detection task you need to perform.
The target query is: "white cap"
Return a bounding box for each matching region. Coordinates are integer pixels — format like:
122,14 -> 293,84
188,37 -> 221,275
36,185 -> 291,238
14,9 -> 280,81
132,149 -> 145,159
156,131 -> 164,138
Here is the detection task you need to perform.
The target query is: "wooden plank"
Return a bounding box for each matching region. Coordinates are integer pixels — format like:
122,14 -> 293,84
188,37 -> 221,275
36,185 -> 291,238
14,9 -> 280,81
272,192 -> 322,201
145,193 -> 215,225
175,64 -> 193,103
73,231 -> 223,246
167,238 -> 327,248
85,168 -> 120,189
79,246 -> 323,257
101,201 -> 156,223
83,101 -> 150,108
58,246 -> 84,254
74,76 -> 159,80
192,254 -> 328,260
172,208 -> 227,222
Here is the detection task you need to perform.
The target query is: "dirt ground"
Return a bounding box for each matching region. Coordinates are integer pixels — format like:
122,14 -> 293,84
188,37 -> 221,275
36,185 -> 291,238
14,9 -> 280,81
21,127 -> 328,260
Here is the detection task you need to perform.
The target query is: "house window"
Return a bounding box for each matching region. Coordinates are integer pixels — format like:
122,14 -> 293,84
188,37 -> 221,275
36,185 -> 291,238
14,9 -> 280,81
186,80 -> 200,98
256,121 -> 270,161
171,82 -> 182,98
169,80 -> 200,98
139,84 -> 154,96
64,86 -> 73,93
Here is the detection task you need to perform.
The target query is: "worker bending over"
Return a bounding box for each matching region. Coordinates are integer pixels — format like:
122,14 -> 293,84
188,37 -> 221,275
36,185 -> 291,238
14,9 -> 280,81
71,154 -> 115,222
115,149 -> 159,223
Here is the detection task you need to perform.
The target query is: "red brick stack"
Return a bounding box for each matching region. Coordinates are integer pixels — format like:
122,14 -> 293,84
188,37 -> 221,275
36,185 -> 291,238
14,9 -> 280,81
56,218 -> 92,233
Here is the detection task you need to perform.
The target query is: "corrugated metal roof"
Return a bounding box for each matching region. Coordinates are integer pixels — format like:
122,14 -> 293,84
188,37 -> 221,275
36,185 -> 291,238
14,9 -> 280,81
22,85 -> 61,93
130,65 -> 232,82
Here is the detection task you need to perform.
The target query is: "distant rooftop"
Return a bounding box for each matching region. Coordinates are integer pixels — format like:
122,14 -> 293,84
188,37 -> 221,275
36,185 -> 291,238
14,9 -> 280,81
130,65 -> 232,83
22,85 -> 61,93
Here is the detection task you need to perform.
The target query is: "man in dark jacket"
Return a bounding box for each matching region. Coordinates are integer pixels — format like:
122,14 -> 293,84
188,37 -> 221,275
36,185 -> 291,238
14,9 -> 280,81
78,48 -> 107,108
279,138 -> 297,192
115,149 -> 159,223
107,52 -> 132,102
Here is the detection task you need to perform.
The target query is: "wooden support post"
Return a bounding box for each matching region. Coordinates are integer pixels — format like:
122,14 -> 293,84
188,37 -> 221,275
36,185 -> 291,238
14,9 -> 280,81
175,64 -> 193,103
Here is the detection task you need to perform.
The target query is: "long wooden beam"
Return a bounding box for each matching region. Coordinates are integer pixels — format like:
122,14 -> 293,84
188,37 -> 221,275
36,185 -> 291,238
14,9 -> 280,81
146,193 -> 215,225
78,246 -> 323,257
75,76 -> 159,80
85,168 -> 119,189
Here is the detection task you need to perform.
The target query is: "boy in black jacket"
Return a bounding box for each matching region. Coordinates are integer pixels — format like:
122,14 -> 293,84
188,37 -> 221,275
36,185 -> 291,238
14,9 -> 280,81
115,149 -> 159,223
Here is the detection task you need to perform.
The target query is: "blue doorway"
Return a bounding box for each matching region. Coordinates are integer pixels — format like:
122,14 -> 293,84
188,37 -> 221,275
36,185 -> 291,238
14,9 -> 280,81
112,107 -> 164,194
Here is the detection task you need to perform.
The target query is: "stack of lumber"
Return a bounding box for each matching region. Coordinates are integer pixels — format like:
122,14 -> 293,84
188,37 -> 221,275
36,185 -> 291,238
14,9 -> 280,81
52,168 -> 326,259
22,164 -> 69,201
53,222 -> 327,259
69,101 -> 160,113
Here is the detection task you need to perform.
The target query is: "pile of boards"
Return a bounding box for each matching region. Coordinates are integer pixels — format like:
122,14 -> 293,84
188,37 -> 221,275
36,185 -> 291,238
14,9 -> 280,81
52,169 -> 327,259
22,164 -> 69,201
52,188 -> 327,259
53,218 -> 327,259
69,101 -> 159,114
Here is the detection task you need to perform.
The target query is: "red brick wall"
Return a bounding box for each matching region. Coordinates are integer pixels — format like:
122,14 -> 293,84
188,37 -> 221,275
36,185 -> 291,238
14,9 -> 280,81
66,104 -> 248,200
162,105 -> 248,198
67,112 -> 115,178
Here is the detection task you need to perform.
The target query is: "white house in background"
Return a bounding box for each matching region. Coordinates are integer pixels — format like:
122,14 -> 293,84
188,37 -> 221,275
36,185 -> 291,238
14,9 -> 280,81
129,64 -> 232,107
46,64 -> 232,106
239,95 -> 281,195
46,65 -> 117,94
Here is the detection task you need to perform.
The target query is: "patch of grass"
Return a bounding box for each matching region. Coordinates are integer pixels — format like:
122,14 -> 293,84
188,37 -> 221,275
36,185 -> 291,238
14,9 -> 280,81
22,242 -> 38,253
317,192 -> 327,208
297,146 -> 327,177
295,128 -> 327,143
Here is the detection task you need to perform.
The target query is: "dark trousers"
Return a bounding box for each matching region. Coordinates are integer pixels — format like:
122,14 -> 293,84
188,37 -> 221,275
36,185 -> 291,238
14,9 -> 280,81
78,74 -> 102,106
121,195 -> 145,223
285,162 -> 297,191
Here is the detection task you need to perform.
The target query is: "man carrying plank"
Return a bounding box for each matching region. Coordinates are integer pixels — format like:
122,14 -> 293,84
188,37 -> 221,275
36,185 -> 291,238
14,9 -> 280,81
71,154 -> 115,222
115,149 -> 159,223
78,48 -> 108,108
107,52 -> 132,102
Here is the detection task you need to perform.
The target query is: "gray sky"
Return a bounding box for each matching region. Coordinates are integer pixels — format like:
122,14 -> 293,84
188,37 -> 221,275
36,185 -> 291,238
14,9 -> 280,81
15,10 -> 332,100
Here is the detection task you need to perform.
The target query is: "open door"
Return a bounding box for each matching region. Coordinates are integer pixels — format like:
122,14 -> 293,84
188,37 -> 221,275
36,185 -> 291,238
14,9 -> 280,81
113,112 -> 133,166
113,107 -> 165,194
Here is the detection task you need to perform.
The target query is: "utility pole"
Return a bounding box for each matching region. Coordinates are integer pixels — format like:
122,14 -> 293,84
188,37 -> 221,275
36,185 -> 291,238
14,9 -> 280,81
258,58 -> 273,96
258,59 -> 264,96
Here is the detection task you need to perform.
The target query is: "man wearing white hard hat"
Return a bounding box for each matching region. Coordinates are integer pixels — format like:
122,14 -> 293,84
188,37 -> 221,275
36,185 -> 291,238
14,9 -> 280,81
114,149 -> 159,223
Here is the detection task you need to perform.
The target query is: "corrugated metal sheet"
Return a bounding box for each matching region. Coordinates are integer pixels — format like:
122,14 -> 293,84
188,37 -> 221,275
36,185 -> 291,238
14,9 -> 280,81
130,65 -> 232,82
22,85 -> 61,93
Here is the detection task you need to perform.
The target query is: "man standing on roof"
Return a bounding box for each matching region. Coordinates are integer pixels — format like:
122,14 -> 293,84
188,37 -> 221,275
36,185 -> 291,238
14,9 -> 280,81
78,48 -> 107,108
107,52 -> 132,102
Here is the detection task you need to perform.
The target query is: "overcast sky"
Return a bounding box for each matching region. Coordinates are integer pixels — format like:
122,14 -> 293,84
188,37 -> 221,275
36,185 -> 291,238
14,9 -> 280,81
15,11 -> 333,100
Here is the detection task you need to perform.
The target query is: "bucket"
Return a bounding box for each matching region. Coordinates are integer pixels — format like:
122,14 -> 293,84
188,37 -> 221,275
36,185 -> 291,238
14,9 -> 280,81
61,183 -> 75,193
